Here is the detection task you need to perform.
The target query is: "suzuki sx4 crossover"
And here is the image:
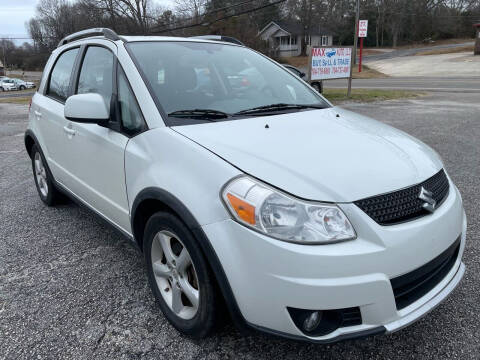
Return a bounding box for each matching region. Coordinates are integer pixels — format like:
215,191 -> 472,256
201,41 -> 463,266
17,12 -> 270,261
25,29 -> 466,343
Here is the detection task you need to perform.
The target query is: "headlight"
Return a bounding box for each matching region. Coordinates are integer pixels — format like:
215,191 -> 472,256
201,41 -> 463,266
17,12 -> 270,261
221,176 -> 356,244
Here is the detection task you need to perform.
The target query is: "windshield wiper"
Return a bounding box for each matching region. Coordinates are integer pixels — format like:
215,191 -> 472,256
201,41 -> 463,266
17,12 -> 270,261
168,109 -> 230,121
234,103 -> 326,116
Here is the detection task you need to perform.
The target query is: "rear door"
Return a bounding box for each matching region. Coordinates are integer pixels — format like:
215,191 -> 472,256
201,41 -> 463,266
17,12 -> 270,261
61,43 -> 131,233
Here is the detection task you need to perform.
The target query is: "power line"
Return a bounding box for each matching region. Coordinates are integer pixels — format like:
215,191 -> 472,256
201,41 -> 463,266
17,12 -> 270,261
151,0 -> 286,34
150,0 -> 261,31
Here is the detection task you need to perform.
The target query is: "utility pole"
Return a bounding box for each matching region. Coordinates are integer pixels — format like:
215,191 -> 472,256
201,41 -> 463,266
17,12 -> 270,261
1,42 -> 6,75
353,0 -> 360,65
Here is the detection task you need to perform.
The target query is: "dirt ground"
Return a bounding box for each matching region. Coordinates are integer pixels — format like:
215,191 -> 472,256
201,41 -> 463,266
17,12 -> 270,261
366,52 -> 480,77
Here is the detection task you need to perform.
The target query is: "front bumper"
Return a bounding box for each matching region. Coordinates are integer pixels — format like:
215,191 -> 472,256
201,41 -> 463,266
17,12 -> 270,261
203,183 -> 466,342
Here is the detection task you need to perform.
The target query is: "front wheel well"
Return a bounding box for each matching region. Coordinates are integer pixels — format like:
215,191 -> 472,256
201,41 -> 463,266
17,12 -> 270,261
132,198 -> 173,251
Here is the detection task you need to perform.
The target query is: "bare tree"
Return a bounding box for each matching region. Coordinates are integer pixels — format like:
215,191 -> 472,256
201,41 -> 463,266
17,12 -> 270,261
82,0 -> 155,34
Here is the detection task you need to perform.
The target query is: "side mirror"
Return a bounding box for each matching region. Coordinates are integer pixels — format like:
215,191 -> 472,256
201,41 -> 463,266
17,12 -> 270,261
64,93 -> 109,124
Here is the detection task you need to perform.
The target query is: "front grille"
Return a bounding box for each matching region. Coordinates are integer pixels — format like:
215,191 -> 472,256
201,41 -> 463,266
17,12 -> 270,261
354,169 -> 449,225
391,236 -> 460,310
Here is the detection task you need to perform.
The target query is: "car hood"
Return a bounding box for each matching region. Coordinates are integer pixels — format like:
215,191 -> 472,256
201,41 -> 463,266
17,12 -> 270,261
173,107 -> 443,202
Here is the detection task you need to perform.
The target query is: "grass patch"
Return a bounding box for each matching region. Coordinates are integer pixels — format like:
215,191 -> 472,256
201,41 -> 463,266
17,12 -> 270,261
323,88 -> 423,104
0,96 -> 32,105
414,45 -> 474,56
0,89 -> 421,106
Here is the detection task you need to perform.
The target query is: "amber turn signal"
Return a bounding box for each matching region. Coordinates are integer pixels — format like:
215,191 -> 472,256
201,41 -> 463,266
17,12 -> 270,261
226,193 -> 256,225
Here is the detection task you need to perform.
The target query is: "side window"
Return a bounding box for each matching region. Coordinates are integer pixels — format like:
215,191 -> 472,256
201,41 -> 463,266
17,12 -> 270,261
77,46 -> 114,110
117,67 -> 146,136
47,48 -> 79,102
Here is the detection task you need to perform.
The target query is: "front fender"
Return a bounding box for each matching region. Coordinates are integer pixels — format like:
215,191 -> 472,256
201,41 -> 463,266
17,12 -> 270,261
125,127 -> 241,227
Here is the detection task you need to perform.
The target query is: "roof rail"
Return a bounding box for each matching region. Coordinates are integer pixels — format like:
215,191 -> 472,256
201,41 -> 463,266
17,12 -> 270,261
58,28 -> 122,48
190,35 -> 244,46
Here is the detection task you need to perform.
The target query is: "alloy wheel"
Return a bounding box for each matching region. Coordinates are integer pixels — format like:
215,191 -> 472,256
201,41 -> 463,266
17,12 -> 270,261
151,230 -> 199,320
34,152 -> 48,197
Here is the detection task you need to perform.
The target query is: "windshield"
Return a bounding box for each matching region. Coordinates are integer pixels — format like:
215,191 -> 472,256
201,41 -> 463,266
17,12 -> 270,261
126,41 -> 329,124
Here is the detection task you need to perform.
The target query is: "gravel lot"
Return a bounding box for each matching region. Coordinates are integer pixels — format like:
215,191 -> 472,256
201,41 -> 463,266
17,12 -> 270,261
1,93 -> 479,359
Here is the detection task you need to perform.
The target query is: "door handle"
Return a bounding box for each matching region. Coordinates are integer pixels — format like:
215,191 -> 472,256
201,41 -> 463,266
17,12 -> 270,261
63,126 -> 76,136
34,110 -> 42,118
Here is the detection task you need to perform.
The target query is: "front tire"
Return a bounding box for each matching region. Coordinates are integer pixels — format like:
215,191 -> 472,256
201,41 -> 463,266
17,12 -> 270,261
19,85 -> 26,90
31,144 -> 61,206
144,212 -> 218,338
311,82 -> 322,93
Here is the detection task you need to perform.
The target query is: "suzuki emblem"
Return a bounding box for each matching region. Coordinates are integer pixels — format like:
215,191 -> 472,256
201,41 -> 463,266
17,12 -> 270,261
418,187 -> 436,213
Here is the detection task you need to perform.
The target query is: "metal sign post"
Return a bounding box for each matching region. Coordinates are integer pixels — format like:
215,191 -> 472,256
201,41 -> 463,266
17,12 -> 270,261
348,49 -> 353,97
358,20 -> 368,73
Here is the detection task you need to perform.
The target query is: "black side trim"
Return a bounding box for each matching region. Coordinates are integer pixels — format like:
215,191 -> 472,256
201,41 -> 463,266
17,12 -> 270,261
248,322 -> 386,344
131,187 -> 250,333
57,182 -> 136,244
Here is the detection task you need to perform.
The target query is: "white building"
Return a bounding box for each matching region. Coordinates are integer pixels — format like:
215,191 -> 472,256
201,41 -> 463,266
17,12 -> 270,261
258,21 -> 333,57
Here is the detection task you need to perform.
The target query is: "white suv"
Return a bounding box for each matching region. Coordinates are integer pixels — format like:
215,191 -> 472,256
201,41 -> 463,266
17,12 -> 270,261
25,28 -> 466,342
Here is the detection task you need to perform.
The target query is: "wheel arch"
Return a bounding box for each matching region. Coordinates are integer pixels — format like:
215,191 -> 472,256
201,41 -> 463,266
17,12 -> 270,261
24,129 -> 38,158
131,187 -> 202,251
131,187 -> 249,332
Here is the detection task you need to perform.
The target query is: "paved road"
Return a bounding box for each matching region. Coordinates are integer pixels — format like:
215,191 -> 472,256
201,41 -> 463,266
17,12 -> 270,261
1,93 -> 479,359
0,90 -> 35,98
325,77 -> 480,93
363,42 -> 474,61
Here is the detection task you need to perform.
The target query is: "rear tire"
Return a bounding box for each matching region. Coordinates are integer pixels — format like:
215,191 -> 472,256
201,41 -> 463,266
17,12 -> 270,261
20,85 -> 26,90
144,212 -> 218,338
31,144 -> 61,206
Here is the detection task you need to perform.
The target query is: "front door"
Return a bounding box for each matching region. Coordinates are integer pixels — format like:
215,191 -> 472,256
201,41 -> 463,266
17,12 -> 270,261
63,44 -> 131,233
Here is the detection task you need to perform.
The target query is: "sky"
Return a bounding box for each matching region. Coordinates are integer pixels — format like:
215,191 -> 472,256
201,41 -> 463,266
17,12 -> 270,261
0,0 -> 175,43
0,0 -> 39,41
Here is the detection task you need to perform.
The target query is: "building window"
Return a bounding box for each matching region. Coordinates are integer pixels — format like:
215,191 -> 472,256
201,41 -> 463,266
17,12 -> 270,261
276,36 -> 297,46
321,35 -> 328,46
304,35 -> 312,45
279,36 -> 290,45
